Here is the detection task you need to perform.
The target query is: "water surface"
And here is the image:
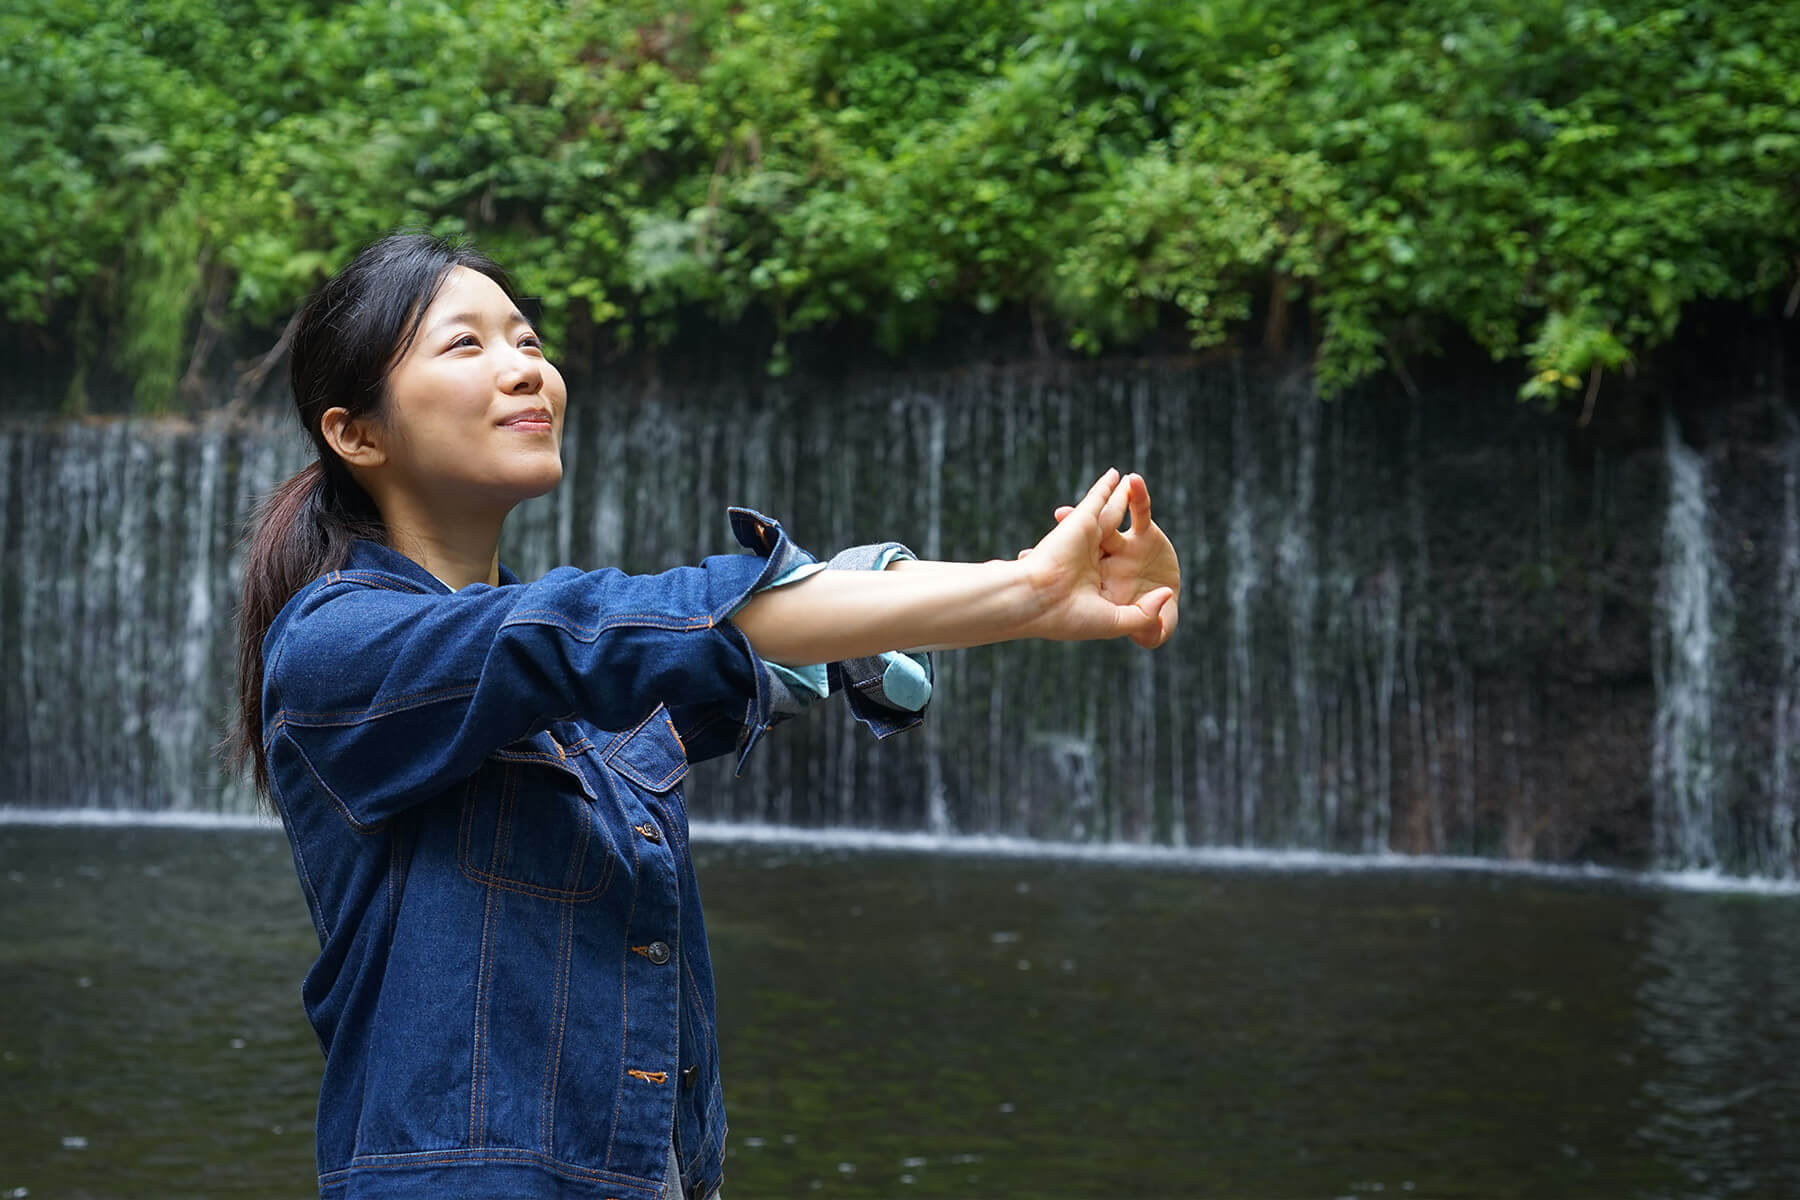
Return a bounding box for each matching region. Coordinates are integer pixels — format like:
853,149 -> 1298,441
3,824 -> 1797,1198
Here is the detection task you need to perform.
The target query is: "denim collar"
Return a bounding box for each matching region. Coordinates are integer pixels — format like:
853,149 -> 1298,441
343,537 -> 522,593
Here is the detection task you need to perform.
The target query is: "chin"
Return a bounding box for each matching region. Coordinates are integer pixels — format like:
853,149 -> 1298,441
517,461 -> 565,499
498,443 -> 565,494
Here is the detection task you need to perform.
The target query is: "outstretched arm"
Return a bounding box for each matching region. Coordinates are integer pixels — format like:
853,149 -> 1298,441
729,469 -> 1180,665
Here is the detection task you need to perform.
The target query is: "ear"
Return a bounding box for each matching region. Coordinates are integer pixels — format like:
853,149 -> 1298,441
320,406 -> 387,468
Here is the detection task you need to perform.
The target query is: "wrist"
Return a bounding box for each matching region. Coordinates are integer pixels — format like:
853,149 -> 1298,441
989,556 -> 1050,641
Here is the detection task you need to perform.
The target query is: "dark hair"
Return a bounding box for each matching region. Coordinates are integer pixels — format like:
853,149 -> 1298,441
228,232 -> 519,800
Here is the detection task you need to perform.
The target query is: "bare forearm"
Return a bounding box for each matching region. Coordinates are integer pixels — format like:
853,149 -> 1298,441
732,469 -> 1181,662
728,557 -> 1040,664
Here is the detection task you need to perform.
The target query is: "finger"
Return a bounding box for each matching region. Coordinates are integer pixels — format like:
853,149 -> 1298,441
1129,587 -> 1177,649
1068,469 -> 1122,525
1016,548 -> 1032,559
1126,473 -> 1152,533
1097,476 -> 1132,533
1115,587 -> 1170,642
1053,505 -> 1073,522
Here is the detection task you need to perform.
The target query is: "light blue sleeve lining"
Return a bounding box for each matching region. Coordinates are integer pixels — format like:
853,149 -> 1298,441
755,561 -> 832,701
731,548 -> 932,713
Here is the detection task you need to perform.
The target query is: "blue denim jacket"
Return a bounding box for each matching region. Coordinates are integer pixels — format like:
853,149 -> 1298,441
261,509 -> 926,1200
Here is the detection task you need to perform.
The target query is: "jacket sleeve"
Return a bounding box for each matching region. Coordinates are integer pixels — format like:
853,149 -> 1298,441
262,508 -> 811,827
666,540 -> 934,765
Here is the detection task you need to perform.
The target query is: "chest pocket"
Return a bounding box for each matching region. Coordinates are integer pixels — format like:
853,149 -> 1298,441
599,707 -> 692,840
457,728 -> 614,902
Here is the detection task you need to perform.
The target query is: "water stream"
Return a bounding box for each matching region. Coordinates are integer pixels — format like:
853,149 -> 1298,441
2,362 -> 1796,875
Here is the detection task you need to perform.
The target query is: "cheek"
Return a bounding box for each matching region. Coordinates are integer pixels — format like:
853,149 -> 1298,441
406,377 -> 489,432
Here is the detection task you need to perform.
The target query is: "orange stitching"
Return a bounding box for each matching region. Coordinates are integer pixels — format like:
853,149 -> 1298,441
271,788 -> 330,941
568,800 -> 593,893
277,727 -> 388,836
604,827 -> 641,1167
455,764 -> 606,901
601,705 -> 670,759
458,868 -> 603,903
496,762 -> 516,876
487,747 -> 598,799
628,944 -> 660,960
502,610 -> 712,637
385,833 -> 400,943
278,683 -> 478,725
626,1069 -> 668,1084
329,1147 -> 661,1192
542,893 -> 574,1151
470,868 -> 496,1146
489,748 -> 563,762
324,573 -> 426,594
457,771 -> 479,873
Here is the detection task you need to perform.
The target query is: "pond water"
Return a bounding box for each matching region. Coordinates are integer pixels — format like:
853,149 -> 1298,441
3,822 -> 1798,1199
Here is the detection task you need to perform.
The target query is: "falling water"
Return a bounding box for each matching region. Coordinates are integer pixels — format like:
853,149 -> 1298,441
1766,425 -> 1800,879
1651,417 -> 1724,871
1225,380 -> 1262,843
0,415 -> 305,811
1,365 -> 1794,874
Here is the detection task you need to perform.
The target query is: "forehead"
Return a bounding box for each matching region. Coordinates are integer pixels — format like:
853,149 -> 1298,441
425,266 -> 516,319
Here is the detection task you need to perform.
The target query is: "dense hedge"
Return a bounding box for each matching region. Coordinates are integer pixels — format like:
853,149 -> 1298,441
4,0 -> 1798,409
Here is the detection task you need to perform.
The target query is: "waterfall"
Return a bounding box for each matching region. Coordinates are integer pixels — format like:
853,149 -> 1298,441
1651,416 -> 1725,871
0,414 -> 305,811
1224,379 -> 1262,843
2,364 -> 1795,874
1279,377 -> 1324,847
1766,425 -> 1800,879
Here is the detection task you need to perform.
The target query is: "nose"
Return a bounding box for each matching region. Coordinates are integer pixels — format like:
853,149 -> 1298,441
501,348 -> 543,394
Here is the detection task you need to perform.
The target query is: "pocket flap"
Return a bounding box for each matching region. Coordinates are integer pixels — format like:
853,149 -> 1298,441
602,707 -> 690,794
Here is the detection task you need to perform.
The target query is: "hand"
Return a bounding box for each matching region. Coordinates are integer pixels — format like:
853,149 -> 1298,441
1017,469 -> 1181,648
1053,471 -> 1181,648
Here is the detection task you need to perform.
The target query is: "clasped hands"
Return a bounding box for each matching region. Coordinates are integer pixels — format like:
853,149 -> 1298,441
1017,468 -> 1181,649
730,467 -> 1179,665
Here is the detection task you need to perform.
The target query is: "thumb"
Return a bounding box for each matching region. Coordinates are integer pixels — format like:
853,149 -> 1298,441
1129,587 -> 1176,649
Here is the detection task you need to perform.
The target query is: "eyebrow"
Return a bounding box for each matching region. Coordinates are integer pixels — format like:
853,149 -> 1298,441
428,309 -> 533,337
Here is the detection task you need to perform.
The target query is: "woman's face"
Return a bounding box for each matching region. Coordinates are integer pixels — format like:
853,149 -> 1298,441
374,265 -> 567,513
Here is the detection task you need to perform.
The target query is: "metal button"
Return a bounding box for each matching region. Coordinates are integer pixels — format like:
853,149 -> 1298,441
634,821 -> 661,844
682,1064 -> 699,1089
645,940 -> 671,965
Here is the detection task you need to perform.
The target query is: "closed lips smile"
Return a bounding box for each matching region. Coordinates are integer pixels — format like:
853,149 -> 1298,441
500,410 -> 553,431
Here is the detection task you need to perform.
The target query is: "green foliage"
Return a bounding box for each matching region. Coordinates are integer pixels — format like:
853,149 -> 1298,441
5,0 -> 1798,406
121,197 -> 205,413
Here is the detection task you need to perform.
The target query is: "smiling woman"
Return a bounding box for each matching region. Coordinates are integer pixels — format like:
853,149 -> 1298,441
225,231 -> 1179,1200
316,266 -> 569,589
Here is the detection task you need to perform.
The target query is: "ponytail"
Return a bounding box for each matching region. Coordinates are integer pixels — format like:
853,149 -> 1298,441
229,461 -> 385,800
222,231 -> 519,802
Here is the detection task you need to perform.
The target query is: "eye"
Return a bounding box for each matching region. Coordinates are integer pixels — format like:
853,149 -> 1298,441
520,333 -> 544,351
450,333 -> 479,349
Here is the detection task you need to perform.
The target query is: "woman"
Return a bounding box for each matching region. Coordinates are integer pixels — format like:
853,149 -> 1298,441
232,232 -> 1179,1200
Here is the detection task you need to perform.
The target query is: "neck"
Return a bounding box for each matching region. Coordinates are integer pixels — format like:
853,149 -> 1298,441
377,498 -> 508,590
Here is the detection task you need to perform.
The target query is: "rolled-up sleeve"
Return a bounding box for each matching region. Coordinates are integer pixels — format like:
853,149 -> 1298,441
664,534 -> 935,765
820,541 -> 933,736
